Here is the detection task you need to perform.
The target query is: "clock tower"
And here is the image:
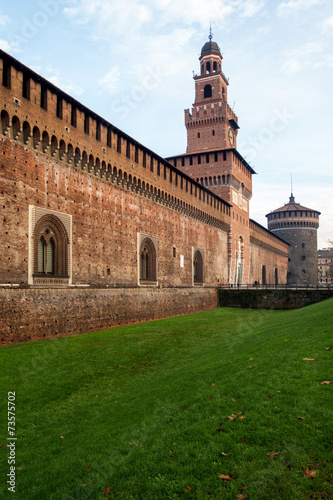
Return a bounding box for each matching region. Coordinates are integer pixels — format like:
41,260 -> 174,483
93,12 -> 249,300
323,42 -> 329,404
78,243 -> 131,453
166,33 -> 255,285
185,32 -> 239,153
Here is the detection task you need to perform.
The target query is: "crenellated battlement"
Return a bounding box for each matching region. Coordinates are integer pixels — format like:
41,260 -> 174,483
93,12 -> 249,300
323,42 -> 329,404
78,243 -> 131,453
0,50 -> 231,227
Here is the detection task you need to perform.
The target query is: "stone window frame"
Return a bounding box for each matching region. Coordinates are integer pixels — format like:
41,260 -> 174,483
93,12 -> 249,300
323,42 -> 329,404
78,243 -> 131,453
33,214 -> 69,278
138,234 -> 158,286
193,248 -> 204,285
29,206 -> 72,285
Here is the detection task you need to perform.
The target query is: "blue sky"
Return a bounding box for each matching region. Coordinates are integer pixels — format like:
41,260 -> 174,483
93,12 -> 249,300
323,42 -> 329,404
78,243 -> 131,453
1,0 -> 332,248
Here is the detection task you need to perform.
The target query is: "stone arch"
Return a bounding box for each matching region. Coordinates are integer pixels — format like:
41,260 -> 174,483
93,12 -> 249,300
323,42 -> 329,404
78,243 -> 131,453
88,154 -> 94,171
193,249 -> 204,283
33,126 -> 40,149
42,131 -> 50,154
50,134 -> 57,156
81,151 -> 87,169
34,214 -> 69,278
74,147 -> 81,167
12,116 -> 20,140
59,139 -> 66,160
140,237 -> 157,282
1,110 -> 10,135
67,143 -> 74,163
22,121 -> 30,145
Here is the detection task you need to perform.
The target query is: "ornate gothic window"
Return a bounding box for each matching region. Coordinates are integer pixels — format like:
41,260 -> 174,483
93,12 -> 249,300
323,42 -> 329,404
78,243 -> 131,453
33,214 -> 69,278
193,249 -> 204,284
139,237 -> 157,283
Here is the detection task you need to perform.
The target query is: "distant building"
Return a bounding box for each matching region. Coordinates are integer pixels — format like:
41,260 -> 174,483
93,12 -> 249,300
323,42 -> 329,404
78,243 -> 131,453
266,194 -> 320,284
318,248 -> 333,284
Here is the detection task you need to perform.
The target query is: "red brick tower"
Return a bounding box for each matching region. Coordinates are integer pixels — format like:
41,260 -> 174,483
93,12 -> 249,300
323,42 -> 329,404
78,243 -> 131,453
167,34 -> 255,285
185,33 -> 239,153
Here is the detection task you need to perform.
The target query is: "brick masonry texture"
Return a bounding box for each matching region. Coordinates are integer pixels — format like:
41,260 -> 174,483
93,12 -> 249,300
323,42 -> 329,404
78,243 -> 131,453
0,48 -> 292,344
0,287 -> 217,345
218,289 -> 333,310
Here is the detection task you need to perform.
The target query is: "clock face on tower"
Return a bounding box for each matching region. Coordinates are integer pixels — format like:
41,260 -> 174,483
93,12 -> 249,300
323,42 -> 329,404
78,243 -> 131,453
228,127 -> 235,147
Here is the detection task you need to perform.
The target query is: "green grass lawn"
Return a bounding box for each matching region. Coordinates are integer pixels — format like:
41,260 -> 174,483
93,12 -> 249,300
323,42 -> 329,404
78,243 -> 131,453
0,299 -> 332,499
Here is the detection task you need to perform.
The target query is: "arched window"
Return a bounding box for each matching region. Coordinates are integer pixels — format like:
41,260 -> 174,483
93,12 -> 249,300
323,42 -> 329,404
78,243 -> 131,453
193,249 -> 204,283
34,214 -> 69,279
38,236 -> 55,274
206,62 -> 211,74
140,237 -> 157,282
213,61 -> 217,72
204,85 -> 212,98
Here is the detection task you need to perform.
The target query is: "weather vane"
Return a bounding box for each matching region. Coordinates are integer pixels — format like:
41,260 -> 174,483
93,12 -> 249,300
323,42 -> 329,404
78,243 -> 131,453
209,20 -> 213,41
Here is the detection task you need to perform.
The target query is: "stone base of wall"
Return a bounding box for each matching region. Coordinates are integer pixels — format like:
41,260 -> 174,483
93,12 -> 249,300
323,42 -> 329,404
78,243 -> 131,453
0,286 -> 217,345
218,288 -> 333,310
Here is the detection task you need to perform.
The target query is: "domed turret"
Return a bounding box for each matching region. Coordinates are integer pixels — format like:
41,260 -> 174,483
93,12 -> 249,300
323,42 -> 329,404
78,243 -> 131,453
266,193 -> 320,284
201,40 -> 221,56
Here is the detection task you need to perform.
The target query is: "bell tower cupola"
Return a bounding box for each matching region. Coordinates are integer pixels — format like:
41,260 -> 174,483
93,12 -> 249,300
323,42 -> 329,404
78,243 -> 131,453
185,31 -> 239,153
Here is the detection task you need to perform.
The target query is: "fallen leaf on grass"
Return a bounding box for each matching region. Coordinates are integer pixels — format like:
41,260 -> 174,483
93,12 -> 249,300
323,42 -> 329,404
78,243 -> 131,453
169,450 -> 172,455
216,428 -> 223,432
60,436 -> 64,439
241,437 -> 246,444
218,474 -> 232,481
303,358 -> 315,361
239,416 -> 246,420
103,485 -> 114,498
129,440 -> 136,445
208,396 -> 212,400
221,452 -> 230,456
268,394 -> 272,398
303,467 -> 317,478
321,381 -> 332,385
325,347 -> 330,351
186,485 -> 196,491
250,358 -> 254,360
238,495 -> 248,499
248,366 -> 253,369
228,412 -> 242,421
297,417 -> 304,420
268,451 -> 280,457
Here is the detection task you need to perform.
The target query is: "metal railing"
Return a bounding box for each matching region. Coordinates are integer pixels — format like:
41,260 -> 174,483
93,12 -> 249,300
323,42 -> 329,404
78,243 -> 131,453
218,283 -> 332,290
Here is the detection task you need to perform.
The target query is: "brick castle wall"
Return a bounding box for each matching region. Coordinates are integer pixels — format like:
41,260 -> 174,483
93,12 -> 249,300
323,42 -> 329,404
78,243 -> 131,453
0,287 -> 218,344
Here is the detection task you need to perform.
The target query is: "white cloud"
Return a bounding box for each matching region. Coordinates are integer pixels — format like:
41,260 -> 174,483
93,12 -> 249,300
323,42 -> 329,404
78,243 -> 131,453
0,39 -> 15,52
43,65 -> 85,97
282,41 -> 325,73
277,0 -> 325,17
323,16 -> 333,31
0,14 -> 10,26
98,67 -> 121,94
234,0 -> 267,18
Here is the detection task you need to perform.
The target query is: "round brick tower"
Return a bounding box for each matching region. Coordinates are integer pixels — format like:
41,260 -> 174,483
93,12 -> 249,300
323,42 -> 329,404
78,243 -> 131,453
266,194 -> 320,285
